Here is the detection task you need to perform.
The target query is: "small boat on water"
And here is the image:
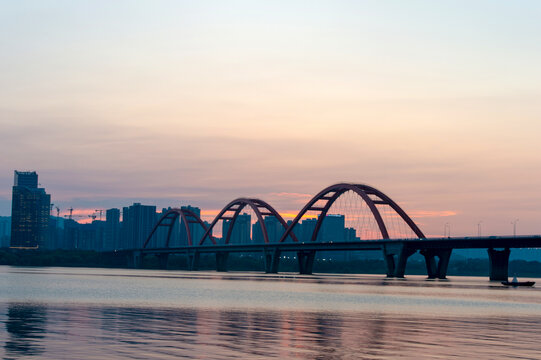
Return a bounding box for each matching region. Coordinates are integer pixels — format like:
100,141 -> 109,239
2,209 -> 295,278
501,281 -> 535,287
501,275 -> 535,287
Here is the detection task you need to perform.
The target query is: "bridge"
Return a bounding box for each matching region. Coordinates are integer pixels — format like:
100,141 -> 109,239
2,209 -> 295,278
123,183 -> 541,281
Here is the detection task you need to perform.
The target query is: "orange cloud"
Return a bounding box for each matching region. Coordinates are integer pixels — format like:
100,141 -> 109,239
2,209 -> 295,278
200,209 -> 221,216
409,210 -> 457,218
279,212 -> 317,220
62,208 -> 101,224
200,209 -> 221,222
200,209 -> 316,222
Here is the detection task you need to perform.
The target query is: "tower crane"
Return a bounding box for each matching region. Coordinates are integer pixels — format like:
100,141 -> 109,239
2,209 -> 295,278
63,208 -> 85,221
94,209 -> 104,221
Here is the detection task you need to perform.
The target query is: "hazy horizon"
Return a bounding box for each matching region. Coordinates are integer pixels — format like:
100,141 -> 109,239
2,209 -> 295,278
1,1 -> 540,238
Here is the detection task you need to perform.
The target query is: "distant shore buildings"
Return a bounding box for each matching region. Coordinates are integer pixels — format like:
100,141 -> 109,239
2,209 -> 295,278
4,171 -> 360,259
4,170 -> 541,262
0,216 -> 10,247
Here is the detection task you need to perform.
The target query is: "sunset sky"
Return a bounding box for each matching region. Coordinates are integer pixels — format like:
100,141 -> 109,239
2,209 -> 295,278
1,1 -> 540,237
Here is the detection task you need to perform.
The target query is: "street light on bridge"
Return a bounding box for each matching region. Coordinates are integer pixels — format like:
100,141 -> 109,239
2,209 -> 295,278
477,221 -> 483,237
512,219 -> 519,237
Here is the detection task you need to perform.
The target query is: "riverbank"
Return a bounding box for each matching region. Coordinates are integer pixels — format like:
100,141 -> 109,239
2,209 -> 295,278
1,248 -> 541,277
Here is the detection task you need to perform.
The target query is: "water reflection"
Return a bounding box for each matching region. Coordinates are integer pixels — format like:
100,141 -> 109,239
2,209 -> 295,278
2,303 -> 540,359
2,266 -> 541,359
4,303 -> 46,358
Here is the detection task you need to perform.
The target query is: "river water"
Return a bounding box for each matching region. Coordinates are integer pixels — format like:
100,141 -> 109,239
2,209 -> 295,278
1,266 -> 540,359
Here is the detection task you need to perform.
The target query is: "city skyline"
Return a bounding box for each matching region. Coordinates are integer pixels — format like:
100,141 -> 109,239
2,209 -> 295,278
1,1 -> 540,238
0,172 -> 537,238
3,170 -> 371,254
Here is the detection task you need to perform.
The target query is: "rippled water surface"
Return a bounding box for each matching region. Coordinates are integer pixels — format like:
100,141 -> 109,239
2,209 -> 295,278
1,266 -> 541,359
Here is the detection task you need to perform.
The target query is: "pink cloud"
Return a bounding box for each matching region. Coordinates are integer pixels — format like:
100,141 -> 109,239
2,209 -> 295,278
268,192 -> 313,203
269,192 -> 312,198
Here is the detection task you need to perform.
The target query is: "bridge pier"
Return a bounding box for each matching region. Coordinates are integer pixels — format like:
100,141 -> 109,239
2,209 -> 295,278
488,248 -> 510,281
157,253 -> 169,270
188,251 -> 200,271
128,251 -> 143,268
421,249 -> 452,279
297,251 -> 316,275
264,249 -> 281,273
216,252 -> 229,272
382,244 -> 415,278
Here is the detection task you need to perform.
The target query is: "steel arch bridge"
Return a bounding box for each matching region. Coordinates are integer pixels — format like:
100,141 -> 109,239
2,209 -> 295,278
144,198 -> 299,249
139,183 -> 432,275
198,197 -> 298,245
278,183 -> 425,243
121,182 -> 541,280
143,207 -> 209,248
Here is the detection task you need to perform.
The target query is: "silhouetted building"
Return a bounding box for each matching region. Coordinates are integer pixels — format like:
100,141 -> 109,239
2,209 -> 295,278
47,216 -> 65,249
10,171 -> 50,248
319,214 -> 355,260
0,216 -> 11,248
13,171 -> 37,188
104,208 -> 120,250
121,203 -> 157,249
251,222 -> 261,243
286,219 -> 299,242
78,221 -> 105,250
148,207 -> 178,247
223,213 -> 251,244
344,227 -> 359,241
293,214 -> 354,260
202,220 -> 212,242
62,219 -> 81,249
319,214 -> 345,242
180,205 -> 204,245
299,218 -> 317,242
252,216 -> 284,243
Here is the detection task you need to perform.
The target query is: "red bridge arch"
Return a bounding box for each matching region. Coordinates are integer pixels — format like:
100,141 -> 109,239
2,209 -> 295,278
143,207 -> 209,248
199,198 -> 298,245
278,183 -> 425,243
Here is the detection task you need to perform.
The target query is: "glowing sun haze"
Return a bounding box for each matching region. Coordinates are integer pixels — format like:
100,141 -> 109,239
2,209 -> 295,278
1,1 -> 540,237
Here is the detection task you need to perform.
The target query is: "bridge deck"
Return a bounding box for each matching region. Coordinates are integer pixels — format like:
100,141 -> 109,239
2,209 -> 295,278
134,235 -> 541,255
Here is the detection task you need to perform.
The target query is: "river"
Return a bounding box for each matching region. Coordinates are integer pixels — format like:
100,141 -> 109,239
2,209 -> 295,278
1,266 -> 540,359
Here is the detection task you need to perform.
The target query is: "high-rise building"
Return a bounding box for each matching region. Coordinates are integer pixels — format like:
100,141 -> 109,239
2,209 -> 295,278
180,205 -> 204,245
299,218 -> 317,242
265,216 -> 283,243
47,216 -> 65,249
285,219 -> 299,242
252,216 -> 284,243
121,203 -> 157,249
14,171 -> 38,188
319,214 -> 345,242
149,207 -> 178,248
104,208 -> 120,250
62,219 -> 80,249
344,227 -> 359,241
318,214 -> 347,260
78,220 -> 105,251
10,171 -> 51,248
223,213 -> 251,244
252,222 -> 262,243
0,216 -> 11,248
